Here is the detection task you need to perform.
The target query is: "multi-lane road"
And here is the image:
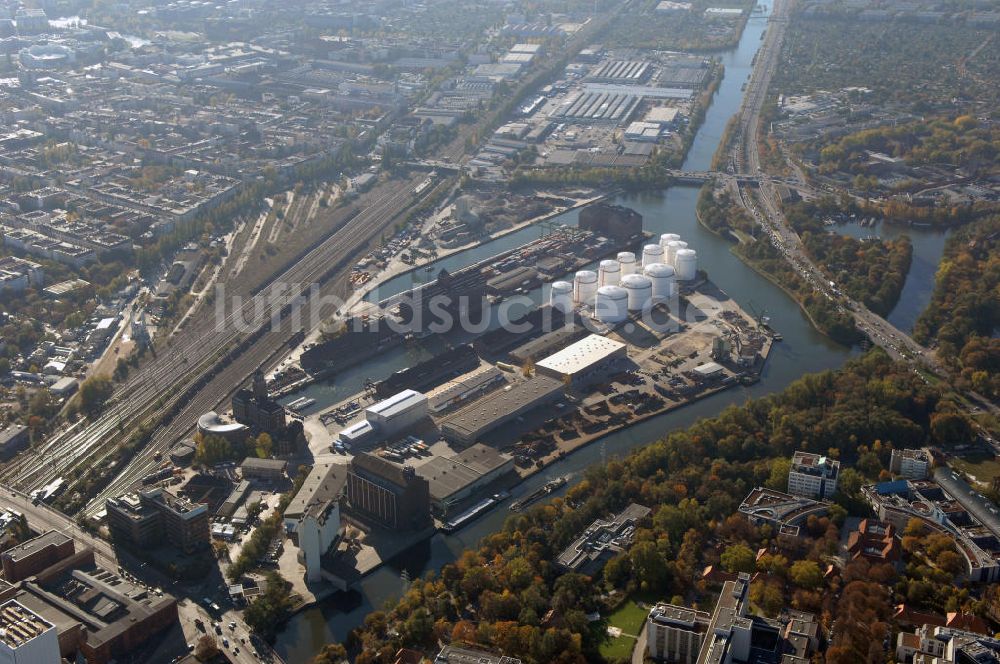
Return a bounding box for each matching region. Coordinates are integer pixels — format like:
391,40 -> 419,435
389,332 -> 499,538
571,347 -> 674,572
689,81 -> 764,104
726,0 -> 944,370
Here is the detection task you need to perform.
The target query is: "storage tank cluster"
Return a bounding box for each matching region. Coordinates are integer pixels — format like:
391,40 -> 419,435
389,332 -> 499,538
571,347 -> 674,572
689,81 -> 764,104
621,273 -> 653,311
566,235 -> 698,321
641,243 -> 665,268
616,251 -> 637,276
674,248 -> 698,281
643,262 -> 675,301
658,233 -> 698,282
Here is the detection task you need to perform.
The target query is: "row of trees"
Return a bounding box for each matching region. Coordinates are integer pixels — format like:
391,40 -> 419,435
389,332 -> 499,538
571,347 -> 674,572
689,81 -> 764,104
193,431 -> 274,466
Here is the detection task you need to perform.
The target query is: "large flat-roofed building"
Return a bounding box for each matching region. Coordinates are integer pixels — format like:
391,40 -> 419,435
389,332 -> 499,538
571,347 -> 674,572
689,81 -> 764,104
508,324 -> 587,365
426,366 -> 505,413
696,575 -> 763,664
1,531 -> 74,582
336,389 -> 430,449
863,472 -> 1000,583
106,487 -> 209,553
737,487 -> 829,539
415,444 -> 515,515
365,389 -> 428,436
646,577 -> 820,664
19,549 -> 178,664
891,448 -> 930,479
434,645 -> 522,664
439,376 -> 563,445
374,345 -> 480,398
647,602 -> 710,663
217,480 -> 250,519
345,453 -> 431,530
535,334 -> 627,388
0,424 -> 29,459
896,624 -> 1000,664
787,451 -> 839,499
240,457 -> 288,482
556,503 -> 650,575
0,599 -> 60,664
283,463 -> 346,532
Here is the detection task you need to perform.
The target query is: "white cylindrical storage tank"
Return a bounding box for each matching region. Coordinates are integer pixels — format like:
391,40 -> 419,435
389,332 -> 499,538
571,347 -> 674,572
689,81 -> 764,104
598,259 -> 621,287
617,251 -> 638,276
594,285 -> 628,323
550,280 -> 573,313
659,233 -> 681,248
675,248 -> 698,281
641,243 -> 665,268
665,240 -> 688,266
573,270 -> 598,305
621,273 -> 653,311
643,262 -> 676,301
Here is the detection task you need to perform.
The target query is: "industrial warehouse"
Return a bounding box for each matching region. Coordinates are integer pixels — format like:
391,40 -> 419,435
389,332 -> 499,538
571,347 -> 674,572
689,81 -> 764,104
266,202 -> 775,588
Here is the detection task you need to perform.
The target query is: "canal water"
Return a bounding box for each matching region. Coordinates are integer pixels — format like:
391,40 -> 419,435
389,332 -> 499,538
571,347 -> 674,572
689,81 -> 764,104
834,221 -> 949,334
273,4 -> 941,658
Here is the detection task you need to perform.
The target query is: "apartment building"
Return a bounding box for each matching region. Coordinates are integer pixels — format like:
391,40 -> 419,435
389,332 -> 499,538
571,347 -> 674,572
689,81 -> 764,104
890,448 -> 930,480
0,600 -> 61,664
787,451 -> 839,499
646,602 -> 710,663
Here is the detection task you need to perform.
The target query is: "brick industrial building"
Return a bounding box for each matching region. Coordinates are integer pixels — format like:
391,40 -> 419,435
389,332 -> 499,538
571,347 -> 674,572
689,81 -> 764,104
0,531 -> 178,664
345,453 -> 431,530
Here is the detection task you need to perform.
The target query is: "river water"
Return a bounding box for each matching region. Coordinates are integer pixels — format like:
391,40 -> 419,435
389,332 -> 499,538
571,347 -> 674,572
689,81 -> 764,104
273,5 -> 942,658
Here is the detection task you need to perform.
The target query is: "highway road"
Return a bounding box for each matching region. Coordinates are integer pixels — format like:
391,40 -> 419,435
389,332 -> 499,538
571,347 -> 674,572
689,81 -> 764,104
725,0 -> 945,371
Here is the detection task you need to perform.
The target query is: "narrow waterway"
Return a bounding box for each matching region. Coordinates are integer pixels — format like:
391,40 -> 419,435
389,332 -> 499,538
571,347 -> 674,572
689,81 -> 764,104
833,221 -> 949,334
273,6 -> 864,658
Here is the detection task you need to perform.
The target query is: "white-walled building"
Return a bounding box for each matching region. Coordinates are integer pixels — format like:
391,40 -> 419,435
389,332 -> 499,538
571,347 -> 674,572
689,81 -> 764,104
646,602 -> 710,663
890,448 -> 930,479
298,499 -> 341,583
284,464 -> 347,585
787,451 -> 839,499
0,600 -> 61,664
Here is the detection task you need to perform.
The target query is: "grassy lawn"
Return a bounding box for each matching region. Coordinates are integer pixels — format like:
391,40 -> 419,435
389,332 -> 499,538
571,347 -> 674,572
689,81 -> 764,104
951,453 -> 1000,486
598,598 -> 649,661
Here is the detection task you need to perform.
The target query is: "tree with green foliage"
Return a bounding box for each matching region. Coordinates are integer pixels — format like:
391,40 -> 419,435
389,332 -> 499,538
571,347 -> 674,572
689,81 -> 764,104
721,543 -> 756,574
244,571 -> 293,639
789,560 -> 824,590
78,376 -> 114,416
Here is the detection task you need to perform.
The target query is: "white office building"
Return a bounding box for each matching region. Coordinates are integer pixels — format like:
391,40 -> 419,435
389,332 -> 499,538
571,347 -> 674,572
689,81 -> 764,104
646,602 -> 710,663
787,451 -> 840,499
890,448 -> 930,480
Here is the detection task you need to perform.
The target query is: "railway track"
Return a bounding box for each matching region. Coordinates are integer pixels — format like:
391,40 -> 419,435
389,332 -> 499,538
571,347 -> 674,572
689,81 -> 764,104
4,176 -> 424,509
